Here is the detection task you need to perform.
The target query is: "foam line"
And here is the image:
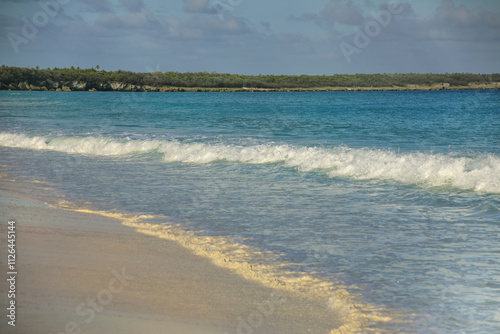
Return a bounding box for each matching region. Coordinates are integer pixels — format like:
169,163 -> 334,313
2,132 -> 499,193
52,201 -> 397,333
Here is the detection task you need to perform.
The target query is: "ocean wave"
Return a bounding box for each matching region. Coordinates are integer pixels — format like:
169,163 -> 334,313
0,132 -> 163,156
1,132 -> 499,193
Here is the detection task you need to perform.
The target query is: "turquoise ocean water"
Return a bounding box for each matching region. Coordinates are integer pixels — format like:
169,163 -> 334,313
1,90 -> 499,333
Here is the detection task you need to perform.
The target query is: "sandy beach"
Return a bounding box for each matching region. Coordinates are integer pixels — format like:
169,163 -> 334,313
0,180 -> 356,334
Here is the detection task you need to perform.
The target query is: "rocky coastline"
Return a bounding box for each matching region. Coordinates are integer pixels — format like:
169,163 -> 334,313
1,80 -> 499,92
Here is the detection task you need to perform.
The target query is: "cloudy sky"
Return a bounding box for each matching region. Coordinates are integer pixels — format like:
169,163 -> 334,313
0,0 -> 499,74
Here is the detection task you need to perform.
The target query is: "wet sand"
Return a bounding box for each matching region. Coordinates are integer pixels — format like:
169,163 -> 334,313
0,181 -> 352,334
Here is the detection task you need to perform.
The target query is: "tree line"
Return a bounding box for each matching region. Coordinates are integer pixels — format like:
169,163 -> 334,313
1,65 -> 499,89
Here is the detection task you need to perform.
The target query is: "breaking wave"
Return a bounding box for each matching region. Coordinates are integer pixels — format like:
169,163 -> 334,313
1,132 -> 499,193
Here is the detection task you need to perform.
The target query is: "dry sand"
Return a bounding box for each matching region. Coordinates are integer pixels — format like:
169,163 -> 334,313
0,181 -> 356,334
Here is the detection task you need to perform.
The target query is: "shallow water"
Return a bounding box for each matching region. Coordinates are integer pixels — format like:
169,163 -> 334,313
1,90 -> 499,333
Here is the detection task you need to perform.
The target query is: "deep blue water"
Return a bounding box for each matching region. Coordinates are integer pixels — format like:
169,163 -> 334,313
1,90 -> 500,333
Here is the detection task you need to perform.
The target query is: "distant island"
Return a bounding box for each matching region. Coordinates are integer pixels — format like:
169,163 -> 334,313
1,65 -> 499,92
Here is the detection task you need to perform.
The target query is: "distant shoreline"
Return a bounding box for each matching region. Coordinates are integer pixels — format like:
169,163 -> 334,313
1,66 -> 499,92
2,83 -> 500,92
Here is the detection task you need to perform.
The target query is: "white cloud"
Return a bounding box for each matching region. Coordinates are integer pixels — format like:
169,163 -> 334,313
0,0 -> 498,74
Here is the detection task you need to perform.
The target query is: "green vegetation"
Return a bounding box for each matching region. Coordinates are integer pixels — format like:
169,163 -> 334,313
1,65 -> 499,90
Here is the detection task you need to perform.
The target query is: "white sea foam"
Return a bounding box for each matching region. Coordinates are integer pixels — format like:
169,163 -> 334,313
0,132 -> 163,156
1,132 -> 499,193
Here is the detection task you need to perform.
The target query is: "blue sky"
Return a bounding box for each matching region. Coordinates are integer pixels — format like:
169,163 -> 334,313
0,0 -> 499,74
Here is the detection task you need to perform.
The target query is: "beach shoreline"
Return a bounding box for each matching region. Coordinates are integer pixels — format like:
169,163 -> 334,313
0,179 -> 378,334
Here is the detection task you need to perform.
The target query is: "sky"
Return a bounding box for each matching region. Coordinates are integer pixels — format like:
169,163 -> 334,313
0,0 -> 499,75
